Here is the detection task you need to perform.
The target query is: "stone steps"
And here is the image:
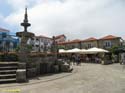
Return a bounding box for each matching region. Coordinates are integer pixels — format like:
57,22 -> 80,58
0,74 -> 16,79
0,66 -> 17,70
0,78 -> 16,83
0,62 -> 18,83
0,62 -> 18,64
0,70 -> 16,74
0,62 -> 18,66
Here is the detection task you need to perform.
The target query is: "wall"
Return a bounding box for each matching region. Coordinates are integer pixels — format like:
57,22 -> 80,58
26,54 -> 57,78
98,38 -> 121,49
81,40 -> 98,49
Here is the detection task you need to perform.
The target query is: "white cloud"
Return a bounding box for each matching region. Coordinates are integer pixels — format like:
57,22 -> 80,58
7,0 -> 38,10
5,0 -> 125,40
0,14 -> 4,20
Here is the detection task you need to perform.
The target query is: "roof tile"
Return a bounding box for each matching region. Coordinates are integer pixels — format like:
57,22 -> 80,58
99,35 -> 119,40
35,35 -> 52,40
55,34 -> 65,39
82,37 -> 97,42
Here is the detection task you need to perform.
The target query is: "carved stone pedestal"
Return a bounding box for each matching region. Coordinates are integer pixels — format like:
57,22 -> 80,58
16,69 -> 26,82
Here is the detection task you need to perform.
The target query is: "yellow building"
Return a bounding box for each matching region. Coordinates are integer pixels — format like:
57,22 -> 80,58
98,35 -> 121,50
58,35 -> 122,50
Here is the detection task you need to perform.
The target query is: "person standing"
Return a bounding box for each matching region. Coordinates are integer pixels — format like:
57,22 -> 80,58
72,54 -> 76,65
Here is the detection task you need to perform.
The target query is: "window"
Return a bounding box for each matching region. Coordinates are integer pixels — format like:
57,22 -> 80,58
104,41 -> 112,48
72,45 -> 75,48
88,44 -> 93,48
2,33 -> 7,38
36,45 -> 39,47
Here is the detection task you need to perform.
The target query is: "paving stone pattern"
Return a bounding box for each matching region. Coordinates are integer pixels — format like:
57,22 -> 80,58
0,63 -> 125,93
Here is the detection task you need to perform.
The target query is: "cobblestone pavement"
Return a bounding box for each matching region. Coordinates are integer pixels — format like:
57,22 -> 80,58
0,63 -> 125,93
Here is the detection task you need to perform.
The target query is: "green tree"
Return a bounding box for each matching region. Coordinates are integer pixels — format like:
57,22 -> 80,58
57,45 -> 65,49
110,46 -> 119,54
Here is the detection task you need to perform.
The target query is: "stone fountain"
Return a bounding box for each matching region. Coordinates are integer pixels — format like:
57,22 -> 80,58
16,8 -> 34,82
15,8 -> 73,82
16,8 -> 34,63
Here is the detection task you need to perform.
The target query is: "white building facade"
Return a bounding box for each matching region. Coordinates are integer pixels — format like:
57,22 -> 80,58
30,35 -> 53,53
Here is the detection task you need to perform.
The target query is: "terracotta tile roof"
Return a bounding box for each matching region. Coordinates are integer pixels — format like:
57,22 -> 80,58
55,34 -> 65,39
57,41 -> 67,45
0,27 -> 9,32
58,39 -> 81,45
99,35 -> 120,40
82,37 -> 97,42
35,35 -> 52,40
72,39 -> 81,42
58,37 -> 97,45
58,35 -> 121,45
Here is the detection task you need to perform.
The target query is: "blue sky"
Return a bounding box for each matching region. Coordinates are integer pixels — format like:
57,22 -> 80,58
0,0 -> 125,39
0,1 -> 13,34
0,1 -> 12,16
